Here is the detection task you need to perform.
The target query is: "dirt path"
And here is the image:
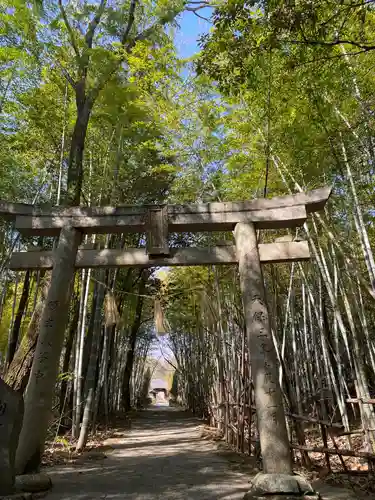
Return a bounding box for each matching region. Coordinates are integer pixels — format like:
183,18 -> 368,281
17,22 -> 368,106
43,406 -> 364,500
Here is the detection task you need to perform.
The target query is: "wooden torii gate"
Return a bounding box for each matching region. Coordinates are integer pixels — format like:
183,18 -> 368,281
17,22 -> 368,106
5,187 -> 330,496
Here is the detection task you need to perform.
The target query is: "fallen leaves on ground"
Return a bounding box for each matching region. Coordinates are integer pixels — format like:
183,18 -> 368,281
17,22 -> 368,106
42,416 -> 132,468
200,423 -> 375,497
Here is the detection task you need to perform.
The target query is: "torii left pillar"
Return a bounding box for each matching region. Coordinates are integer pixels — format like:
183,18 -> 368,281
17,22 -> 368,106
15,225 -> 81,474
235,223 -> 319,499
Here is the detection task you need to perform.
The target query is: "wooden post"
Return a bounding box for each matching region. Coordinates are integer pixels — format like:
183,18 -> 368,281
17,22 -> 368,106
234,222 -> 292,475
15,225 -> 81,474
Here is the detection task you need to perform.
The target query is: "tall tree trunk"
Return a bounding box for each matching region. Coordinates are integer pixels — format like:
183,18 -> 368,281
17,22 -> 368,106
66,97 -> 92,206
57,82 -> 68,205
5,276 -> 49,393
6,271 -> 31,367
92,326 -> 108,430
76,272 -> 106,451
122,276 -> 146,413
73,269 -> 91,438
82,285 -> 97,387
59,297 -> 80,425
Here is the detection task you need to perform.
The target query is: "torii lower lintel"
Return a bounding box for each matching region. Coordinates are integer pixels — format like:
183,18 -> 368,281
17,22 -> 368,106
8,241 -> 310,270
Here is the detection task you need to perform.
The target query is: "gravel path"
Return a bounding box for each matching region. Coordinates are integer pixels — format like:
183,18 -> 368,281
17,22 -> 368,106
43,406 -> 363,500
44,406 -> 251,499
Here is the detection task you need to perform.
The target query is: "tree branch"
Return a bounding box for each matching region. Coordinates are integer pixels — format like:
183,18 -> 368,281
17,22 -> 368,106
58,0 -> 81,63
186,4 -> 212,11
188,9 -> 211,22
85,0 -> 107,49
89,5 -> 170,100
55,61 -> 76,89
287,38 -> 375,52
122,0 -> 138,46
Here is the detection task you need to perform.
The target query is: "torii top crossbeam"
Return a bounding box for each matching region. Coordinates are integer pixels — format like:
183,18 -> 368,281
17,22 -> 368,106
0,186 -> 330,220
3,186 -> 331,270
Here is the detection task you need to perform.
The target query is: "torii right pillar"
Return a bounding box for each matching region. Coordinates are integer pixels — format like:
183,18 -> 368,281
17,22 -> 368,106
235,223 -> 320,500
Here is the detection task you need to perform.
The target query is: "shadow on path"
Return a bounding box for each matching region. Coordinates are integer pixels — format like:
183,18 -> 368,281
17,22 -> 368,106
44,406 -> 251,500
44,406 -> 363,500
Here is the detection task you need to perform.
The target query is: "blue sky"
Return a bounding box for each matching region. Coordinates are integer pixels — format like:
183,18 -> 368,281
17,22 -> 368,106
174,9 -> 212,59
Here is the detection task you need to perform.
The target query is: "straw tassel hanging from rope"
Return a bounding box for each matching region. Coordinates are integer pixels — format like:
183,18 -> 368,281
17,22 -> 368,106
154,298 -> 169,336
104,290 -> 120,327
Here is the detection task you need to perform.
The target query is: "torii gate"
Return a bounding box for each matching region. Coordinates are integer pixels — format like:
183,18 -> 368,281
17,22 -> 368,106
4,187 -> 330,497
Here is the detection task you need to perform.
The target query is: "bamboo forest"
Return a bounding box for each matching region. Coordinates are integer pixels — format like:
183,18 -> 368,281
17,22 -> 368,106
1,1 -> 375,499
